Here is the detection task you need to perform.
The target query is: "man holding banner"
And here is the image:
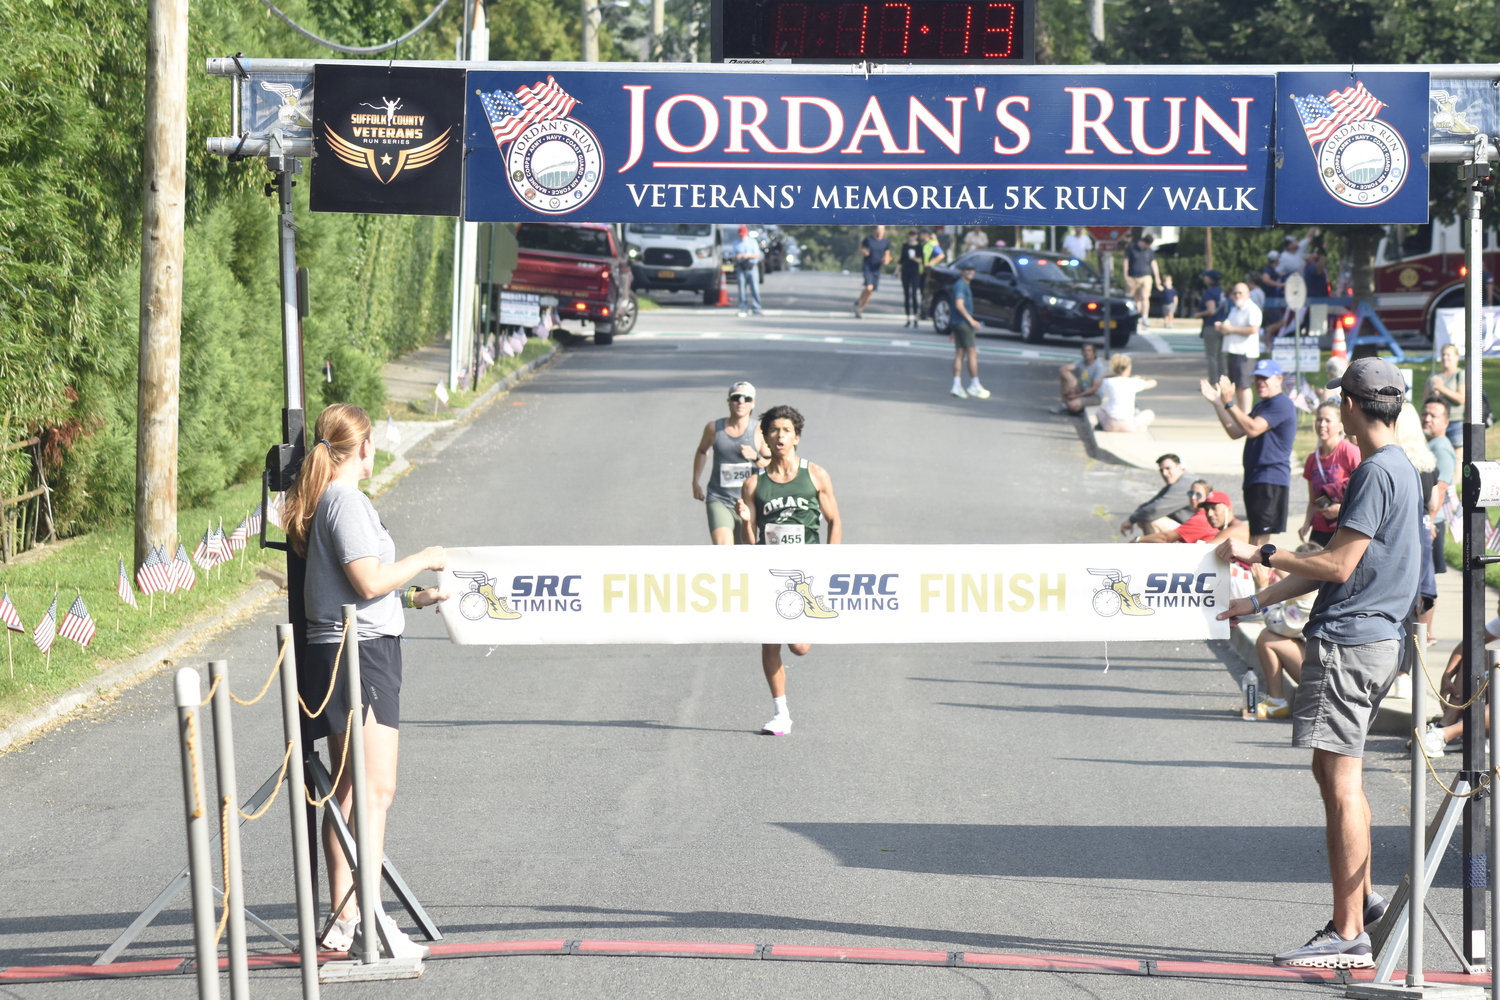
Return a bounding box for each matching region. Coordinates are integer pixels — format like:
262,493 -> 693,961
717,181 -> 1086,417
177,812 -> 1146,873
1216,357 -> 1419,969
735,405 -> 842,736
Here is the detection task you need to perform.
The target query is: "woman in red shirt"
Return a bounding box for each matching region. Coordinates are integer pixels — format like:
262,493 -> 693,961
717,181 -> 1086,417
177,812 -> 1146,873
1298,401 -> 1361,546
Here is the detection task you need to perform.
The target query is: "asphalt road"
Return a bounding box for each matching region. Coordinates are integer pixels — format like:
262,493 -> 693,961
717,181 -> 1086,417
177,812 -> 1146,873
0,272 -> 1467,999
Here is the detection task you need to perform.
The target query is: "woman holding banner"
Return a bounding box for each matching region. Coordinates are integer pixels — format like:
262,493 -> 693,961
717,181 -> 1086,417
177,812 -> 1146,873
282,403 -> 449,956
735,405 -> 842,736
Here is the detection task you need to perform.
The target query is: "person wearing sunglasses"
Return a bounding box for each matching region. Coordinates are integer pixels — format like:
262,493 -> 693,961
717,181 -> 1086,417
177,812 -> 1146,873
692,381 -> 770,544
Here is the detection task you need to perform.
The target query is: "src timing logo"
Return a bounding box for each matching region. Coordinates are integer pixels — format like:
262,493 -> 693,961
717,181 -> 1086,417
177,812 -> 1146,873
1087,568 -> 1219,617
1290,82 -> 1407,208
769,569 -> 838,620
323,94 -> 453,186
454,572 -> 523,621
479,77 -> 603,215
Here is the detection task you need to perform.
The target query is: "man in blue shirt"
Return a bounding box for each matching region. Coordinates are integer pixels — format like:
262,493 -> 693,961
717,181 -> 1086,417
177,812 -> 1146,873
947,265 -> 989,399
1200,358 -> 1297,585
732,224 -> 763,316
1193,269 -> 1229,384
1217,357 -> 1419,970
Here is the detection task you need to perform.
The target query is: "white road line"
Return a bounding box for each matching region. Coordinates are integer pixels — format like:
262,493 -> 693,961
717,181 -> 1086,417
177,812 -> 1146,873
763,333 -> 784,339
1140,332 -> 1172,354
824,336 -> 844,343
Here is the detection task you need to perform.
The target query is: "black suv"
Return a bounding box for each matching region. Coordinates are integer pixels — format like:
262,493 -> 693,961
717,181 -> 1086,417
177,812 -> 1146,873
927,249 -> 1139,348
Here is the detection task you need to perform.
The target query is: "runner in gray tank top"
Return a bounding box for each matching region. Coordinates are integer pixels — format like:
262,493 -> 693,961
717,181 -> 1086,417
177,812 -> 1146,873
692,381 -> 768,544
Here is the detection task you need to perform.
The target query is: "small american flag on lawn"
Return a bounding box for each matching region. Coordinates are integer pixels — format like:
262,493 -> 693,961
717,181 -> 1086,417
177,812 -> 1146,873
480,77 -> 579,148
228,510 -> 252,551
0,588 -> 24,633
136,545 -> 170,595
193,525 -> 216,569
1487,518 -> 1500,554
33,595 -> 57,654
1291,83 -> 1385,146
172,543 -> 196,592
212,520 -> 233,564
266,494 -> 284,530
59,594 -> 96,648
117,559 -> 138,609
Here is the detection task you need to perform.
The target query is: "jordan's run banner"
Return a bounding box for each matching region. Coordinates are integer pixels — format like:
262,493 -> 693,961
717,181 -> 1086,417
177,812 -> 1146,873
437,544 -> 1231,645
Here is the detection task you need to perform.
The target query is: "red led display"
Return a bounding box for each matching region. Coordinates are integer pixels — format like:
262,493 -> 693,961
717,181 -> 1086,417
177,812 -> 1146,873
765,0 -> 1020,60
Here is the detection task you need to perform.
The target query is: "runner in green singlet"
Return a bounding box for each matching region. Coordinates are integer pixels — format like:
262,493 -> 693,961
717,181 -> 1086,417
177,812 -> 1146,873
733,405 -> 842,736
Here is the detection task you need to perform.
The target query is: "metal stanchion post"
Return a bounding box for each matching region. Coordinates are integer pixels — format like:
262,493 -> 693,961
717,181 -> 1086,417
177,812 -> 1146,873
343,606 -> 380,965
1410,625 -> 1427,990
208,661 -> 249,1000
175,668 -> 222,1000
276,625 -> 320,1000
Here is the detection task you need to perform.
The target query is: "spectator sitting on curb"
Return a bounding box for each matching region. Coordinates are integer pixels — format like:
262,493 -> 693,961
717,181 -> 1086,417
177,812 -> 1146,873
1097,354 -> 1156,432
1418,597 -> 1500,757
1251,542 -> 1325,719
1053,342 -> 1107,415
1119,453 -> 1197,538
1137,489 -> 1249,544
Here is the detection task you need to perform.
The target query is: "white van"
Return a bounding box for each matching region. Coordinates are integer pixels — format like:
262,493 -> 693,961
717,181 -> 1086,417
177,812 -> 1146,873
625,223 -> 724,305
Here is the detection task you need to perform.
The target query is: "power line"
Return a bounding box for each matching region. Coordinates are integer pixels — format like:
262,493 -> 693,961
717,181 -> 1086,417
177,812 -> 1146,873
256,0 -> 454,55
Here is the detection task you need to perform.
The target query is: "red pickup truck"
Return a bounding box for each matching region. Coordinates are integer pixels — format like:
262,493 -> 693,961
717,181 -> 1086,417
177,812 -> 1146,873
505,222 -> 637,345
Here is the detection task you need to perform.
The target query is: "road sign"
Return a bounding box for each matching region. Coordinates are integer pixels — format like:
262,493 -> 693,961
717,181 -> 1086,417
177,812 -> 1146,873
1087,226 -> 1131,253
1283,271 -> 1307,311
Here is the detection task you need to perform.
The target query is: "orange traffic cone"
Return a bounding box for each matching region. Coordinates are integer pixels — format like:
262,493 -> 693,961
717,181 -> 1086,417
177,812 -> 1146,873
1331,321 -> 1347,361
716,282 -> 730,307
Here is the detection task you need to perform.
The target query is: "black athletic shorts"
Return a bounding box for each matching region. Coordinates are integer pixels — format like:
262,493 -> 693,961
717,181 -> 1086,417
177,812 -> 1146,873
1432,525 -> 1448,574
1225,354 -> 1255,389
1244,482 -> 1289,536
308,633 -> 404,733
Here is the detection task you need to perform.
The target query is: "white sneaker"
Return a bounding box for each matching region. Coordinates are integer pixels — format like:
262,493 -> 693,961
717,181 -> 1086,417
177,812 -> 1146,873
761,712 -> 792,735
950,386 -> 967,398
967,385 -> 991,399
1391,672 -> 1413,699
377,909 -> 430,960
1421,726 -> 1447,758
321,913 -> 358,952
737,310 -> 748,317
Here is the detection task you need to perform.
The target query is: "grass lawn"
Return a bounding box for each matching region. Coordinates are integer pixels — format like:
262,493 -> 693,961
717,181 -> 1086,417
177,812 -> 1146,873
0,482 -> 290,729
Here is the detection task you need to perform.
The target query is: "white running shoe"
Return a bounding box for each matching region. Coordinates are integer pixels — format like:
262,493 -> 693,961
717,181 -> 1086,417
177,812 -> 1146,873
321,913 -> 358,952
950,386 -> 967,398
967,385 -> 991,399
1421,726 -> 1447,758
761,712 -> 793,736
377,909 -> 430,960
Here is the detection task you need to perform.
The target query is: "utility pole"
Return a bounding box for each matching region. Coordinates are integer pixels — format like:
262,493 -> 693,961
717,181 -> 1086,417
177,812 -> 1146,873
651,0 -> 664,60
449,1 -> 485,393
582,0 -> 601,61
1090,0 -> 1104,44
135,0 -> 188,571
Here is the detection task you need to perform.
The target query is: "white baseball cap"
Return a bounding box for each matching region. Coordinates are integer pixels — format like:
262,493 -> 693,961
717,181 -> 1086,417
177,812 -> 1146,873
729,381 -> 756,398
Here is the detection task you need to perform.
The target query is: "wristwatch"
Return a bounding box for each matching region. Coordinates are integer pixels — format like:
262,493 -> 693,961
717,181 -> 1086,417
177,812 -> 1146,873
1259,544 -> 1278,567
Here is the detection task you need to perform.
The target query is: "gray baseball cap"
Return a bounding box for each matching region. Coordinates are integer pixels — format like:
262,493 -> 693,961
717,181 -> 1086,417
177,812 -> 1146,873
1326,356 -> 1405,402
728,381 -> 756,398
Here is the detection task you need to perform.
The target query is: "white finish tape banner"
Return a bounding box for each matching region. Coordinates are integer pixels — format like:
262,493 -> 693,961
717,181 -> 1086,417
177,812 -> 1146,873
437,545 -> 1231,645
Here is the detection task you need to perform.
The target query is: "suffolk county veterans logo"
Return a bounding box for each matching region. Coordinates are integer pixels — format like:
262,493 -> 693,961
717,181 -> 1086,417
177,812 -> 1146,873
323,96 -> 453,185
479,77 -> 602,215
769,569 -> 838,620
454,572 -> 522,621
1291,82 -> 1407,208
1086,569 -> 1153,618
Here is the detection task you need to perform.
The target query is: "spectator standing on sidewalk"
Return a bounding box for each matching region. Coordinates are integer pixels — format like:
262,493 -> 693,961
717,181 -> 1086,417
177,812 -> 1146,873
898,230 -> 923,328
1096,354 -> 1156,432
1217,356 -> 1419,969
1053,342 -> 1107,415
1200,358 -> 1297,588
1303,252 -> 1332,298
854,225 -> 892,319
961,226 -> 990,255
1159,276 -> 1178,327
1194,270 -> 1228,384
1218,282 -> 1265,412
1062,226 -> 1093,262
1299,401 -> 1360,547
947,264 -> 990,399
1123,233 -> 1161,328
1119,453 -> 1196,537
919,229 -> 946,320
732,225 -> 763,316
1422,400 -> 1455,580
1425,343 -> 1466,467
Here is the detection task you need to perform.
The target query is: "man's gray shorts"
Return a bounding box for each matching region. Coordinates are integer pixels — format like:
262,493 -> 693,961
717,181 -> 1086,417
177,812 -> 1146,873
1293,636 -> 1401,757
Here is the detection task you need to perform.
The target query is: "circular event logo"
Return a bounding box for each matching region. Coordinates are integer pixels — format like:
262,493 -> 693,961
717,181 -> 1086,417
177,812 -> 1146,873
505,118 -> 603,215
1318,119 -> 1407,208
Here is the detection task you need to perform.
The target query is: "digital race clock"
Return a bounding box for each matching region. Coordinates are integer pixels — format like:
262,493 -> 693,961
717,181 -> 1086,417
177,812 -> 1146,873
713,0 -> 1035,64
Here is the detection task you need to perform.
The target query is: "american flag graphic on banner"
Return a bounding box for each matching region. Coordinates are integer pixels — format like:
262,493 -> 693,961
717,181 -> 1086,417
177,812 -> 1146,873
117,559 -> 138,609
172,543 -> 196,592
1291,82 -> 1386,146
136,545 -> 170,595
0,588 -> 24,633
33,595 -> 57,654
59,594 -> 96,648
480,77 -> 580,148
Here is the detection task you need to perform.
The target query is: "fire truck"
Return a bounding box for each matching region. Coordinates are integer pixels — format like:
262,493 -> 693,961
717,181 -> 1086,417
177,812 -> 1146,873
1369,221 -> 1499,341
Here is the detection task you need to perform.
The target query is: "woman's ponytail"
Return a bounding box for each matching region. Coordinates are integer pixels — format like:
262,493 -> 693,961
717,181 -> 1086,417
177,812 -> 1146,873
282,403 -> 373,557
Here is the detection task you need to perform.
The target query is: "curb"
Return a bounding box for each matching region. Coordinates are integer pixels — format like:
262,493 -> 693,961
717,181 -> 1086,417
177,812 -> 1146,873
0,578 -> 283,754
367,342 -> 561,498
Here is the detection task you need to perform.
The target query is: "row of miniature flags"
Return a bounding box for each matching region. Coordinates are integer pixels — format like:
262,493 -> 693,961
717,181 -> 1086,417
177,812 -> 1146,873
1,588 -> 94,652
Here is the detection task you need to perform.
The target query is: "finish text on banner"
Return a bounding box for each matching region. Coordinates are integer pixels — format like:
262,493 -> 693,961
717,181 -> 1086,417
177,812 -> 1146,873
464,70 -> 1275,226
437,544 -> 1231,645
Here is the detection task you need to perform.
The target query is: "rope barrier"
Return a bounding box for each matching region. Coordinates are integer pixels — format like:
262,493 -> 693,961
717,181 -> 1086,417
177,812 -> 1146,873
185,712 -> 205,819
199,673 -> 221,708
298,619 -> 350,720
1412,726 -> 1495,799
214,797 -> 234,946
238,740 -> 296,821
230,635 -> 290,707
306,711 -> 355,808
1416,637 -> 1490,712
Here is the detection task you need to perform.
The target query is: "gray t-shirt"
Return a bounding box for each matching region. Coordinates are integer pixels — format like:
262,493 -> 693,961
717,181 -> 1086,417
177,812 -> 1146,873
1428,435 -> 1456,521
1306,445 -> 1422,646
304,481 -> 403,643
